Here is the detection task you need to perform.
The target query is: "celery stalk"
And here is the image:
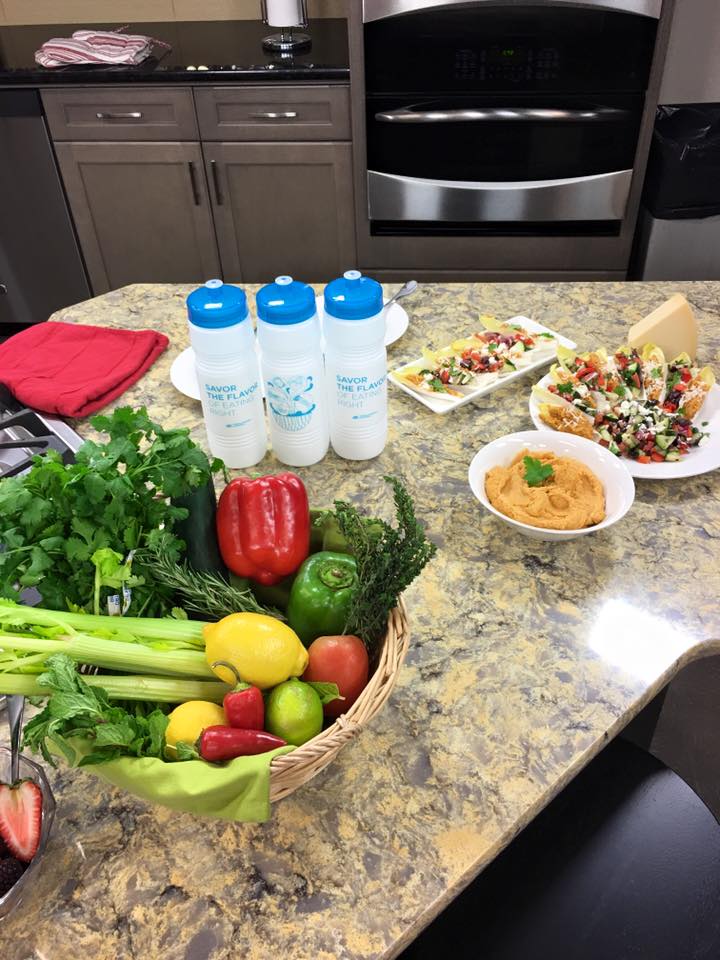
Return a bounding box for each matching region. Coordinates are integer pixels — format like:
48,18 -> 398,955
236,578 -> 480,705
0,633 -> 214,679
0,672 -> 229,703
0,603 -> 206,647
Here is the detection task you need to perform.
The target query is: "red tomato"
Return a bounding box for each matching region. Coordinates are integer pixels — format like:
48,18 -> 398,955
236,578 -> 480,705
303,635 -> 369,719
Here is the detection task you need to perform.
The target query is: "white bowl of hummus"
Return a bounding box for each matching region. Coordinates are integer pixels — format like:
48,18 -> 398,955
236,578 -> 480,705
468,430 -> 635,541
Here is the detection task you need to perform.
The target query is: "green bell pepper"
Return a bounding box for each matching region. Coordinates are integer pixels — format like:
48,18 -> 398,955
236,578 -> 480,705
287,551 -> 358,647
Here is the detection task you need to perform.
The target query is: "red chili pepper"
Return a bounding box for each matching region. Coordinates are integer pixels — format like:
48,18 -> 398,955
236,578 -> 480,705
199,726 -> 286,762
576,365 -> 594,380
223,684 -> 264,730
217,473 -> 310,585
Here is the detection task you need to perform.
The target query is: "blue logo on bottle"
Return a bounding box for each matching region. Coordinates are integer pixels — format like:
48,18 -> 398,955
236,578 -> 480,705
267,375 -> 316,432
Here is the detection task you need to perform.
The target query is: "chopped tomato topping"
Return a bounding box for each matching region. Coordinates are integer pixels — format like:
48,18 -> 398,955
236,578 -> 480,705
674,381 -> 687,393
681,368 -> 692,382
636,455 -> 652,463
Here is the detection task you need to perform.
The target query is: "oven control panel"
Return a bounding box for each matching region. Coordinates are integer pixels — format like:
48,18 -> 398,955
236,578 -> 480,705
454,46 -> 561,84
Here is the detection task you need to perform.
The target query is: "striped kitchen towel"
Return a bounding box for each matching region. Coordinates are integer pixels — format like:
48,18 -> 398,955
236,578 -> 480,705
35,29 -> 170,68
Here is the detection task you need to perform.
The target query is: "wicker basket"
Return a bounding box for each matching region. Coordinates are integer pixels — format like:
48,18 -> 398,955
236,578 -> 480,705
268,600 -> 410,803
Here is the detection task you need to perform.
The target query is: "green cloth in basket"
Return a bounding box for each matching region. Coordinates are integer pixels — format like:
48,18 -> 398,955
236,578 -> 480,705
70,742 -> 295,822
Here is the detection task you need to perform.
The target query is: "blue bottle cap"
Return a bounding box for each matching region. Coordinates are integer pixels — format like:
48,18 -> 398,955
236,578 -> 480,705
324,270 -> 383,321
255,276 -> 316,325
187,279 -> 248,329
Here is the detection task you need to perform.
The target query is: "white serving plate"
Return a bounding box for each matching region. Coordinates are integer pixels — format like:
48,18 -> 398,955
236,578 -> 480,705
529,372 -> 720,480
468,429 -> 635,542
171,297 -> 409,402
389,316 -> 576,415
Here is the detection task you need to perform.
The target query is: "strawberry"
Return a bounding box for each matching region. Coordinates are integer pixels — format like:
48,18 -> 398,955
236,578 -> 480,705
0,780 -> 42,863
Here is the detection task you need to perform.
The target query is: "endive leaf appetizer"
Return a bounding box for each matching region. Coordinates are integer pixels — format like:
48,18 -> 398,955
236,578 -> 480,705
392,315 -> 559,398
535,342 -> 715,463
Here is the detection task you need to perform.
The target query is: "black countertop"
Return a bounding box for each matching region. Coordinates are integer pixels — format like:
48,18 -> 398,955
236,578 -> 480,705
0,19 -> 349,84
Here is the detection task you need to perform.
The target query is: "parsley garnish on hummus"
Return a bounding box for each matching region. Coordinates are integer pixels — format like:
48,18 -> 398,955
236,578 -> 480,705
523,456 -> 555,487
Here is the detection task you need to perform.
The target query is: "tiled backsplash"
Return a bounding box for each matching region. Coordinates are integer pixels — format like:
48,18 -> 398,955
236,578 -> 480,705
0,0 -> 346,24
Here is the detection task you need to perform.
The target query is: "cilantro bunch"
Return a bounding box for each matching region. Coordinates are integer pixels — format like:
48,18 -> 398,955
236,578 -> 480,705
0,407 -> 221,616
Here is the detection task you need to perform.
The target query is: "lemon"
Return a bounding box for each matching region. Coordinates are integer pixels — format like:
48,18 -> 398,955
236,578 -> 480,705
165,700 -> 226,756
204,612 -> 309,690
265,679 -> 323,746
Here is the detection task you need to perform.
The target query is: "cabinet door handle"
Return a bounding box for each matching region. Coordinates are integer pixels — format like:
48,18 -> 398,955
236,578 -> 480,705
209,159 -> 224,205
187,161 -> 201,206
249,111 -> 298,119
95,111 -> 143,120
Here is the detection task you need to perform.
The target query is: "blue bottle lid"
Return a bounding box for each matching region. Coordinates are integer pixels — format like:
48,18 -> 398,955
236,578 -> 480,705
187,279 -> 248,329
256,276 -> 316,325
324,270 -> 383,321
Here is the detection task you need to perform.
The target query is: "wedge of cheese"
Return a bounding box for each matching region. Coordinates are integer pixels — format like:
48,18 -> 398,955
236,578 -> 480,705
628,293 -> 698,362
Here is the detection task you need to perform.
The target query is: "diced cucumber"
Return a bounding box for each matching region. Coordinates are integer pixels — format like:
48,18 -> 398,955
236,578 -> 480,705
665,450 -> 681,461
609,441 -> 621,456
655,434 -> 675,451
598,428 -> 612,442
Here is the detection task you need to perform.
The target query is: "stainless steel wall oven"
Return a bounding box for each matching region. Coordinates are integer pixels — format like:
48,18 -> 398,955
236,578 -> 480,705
363,0 -> 660,237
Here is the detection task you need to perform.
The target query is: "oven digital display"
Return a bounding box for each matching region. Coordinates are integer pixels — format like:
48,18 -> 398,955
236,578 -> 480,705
453,45 -> 560,83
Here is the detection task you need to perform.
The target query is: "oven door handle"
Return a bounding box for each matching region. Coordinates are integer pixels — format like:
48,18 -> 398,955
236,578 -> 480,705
367,169 -> 634,221
375,106 -> 629,123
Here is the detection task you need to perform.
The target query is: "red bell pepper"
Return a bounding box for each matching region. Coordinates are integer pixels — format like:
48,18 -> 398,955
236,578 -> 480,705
199,726 -> 286,762
216,472 -> 310,585
224,684 -> 264,730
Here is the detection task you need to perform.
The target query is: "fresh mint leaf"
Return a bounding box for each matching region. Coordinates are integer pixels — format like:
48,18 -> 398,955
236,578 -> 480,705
523,456 -> 555,487
306,681 -> 343,705
174,741 -> 199,761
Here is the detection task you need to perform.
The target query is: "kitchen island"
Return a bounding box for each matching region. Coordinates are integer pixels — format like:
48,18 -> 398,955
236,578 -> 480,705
3,281 -> 720,960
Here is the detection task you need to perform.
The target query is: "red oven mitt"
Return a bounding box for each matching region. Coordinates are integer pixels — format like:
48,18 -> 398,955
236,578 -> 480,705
0,321 -> 169,418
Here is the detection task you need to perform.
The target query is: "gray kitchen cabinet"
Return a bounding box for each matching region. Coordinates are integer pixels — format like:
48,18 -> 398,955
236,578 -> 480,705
203,140 -> 356,282
195,86 -> 351,142
53,140 -> 221,294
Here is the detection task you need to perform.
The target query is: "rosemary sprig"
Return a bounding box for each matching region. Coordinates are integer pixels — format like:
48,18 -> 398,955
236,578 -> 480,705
145,549 -> 284,621
330,476 -> 436,653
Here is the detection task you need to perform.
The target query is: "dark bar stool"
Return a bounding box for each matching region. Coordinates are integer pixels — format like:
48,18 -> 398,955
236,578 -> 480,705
401,739 -> 720,960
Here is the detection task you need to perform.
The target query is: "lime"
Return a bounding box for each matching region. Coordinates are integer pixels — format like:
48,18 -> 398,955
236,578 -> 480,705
265,679 -> 323,746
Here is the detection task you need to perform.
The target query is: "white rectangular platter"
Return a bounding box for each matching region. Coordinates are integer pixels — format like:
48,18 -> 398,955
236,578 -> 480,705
388,316 -> 577,415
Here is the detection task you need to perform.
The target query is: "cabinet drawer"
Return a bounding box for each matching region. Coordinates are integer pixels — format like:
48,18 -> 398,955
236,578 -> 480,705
41,88 -> 198,141
195,86 -> 350,141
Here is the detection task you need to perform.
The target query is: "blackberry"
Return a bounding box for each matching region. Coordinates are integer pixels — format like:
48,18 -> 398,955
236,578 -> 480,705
0,857 -> 25,897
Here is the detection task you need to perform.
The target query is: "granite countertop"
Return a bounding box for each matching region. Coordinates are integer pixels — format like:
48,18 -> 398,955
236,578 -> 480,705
2,281 -> 720,959
0,20 -> 349,85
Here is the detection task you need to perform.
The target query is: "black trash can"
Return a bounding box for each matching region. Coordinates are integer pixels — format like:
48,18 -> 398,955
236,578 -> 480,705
634,105 -> 720,279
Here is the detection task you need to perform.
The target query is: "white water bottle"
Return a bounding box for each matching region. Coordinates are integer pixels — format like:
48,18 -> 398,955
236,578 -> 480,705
187,279 -> 267,469
323,270 -> 387,460
256,276 -> 329,467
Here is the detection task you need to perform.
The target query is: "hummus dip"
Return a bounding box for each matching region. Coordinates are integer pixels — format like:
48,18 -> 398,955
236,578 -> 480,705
485,449 -> 605,530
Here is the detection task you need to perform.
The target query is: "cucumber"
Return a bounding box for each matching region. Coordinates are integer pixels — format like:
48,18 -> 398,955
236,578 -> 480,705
655,434 -> 675,451
172,479 -> 227,576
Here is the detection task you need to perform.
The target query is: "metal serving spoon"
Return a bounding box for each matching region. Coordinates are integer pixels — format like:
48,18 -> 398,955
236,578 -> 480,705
384,279 -> 418,311
7,695 -> 24,783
